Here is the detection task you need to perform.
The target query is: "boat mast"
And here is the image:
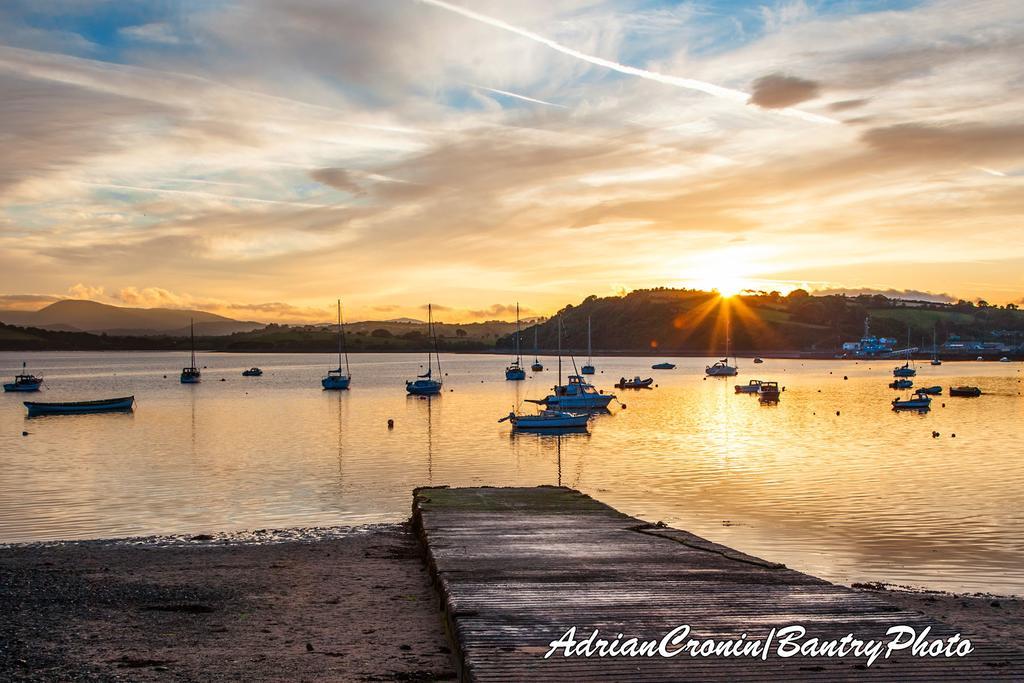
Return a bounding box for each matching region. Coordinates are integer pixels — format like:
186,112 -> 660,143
430,303 -> 442,378
338,299 -> 351,376
587,316 -> 592,365
534,326 -> 539,363
557,318 -> 562,386
515,302 -> 521,364
190,318 -> 196,368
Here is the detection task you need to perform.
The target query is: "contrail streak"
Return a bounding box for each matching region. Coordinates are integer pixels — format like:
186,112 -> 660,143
418,0 -> 837,125
471,84 -> 567,108
78,182 -> 334,209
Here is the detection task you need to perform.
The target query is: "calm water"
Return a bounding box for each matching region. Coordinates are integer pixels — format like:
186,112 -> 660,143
1,351 -> 1022,594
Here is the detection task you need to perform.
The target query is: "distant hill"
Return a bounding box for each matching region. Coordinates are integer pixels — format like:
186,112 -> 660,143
497,289 -> 1024,355
0,300 -> 264,336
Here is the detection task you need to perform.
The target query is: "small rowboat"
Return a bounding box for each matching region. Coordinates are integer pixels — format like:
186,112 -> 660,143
499,409 -> 589,430
949,386 -> 982,397
615,376 -> 653,389
24,396 -> 135,416
651,362 -> 675,370
242,367 -> 263,377
892,391 -> 931,410
735,379 -> 762,394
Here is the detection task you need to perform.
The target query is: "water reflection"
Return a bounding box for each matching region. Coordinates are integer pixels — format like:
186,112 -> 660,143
1,351 -> 1022,595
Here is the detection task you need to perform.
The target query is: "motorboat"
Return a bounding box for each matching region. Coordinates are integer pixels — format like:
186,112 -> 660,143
25,396 -> 134,416
535,375 -> 614,410
505,303 -> 526,381
735,379 -> 763,394
180,319 -> 201,384
931,359 -> 942,366
615,376 -> 653,389
651,362 -> 676,370
949,386 -> 982,397
406,303 -> 443,396
242,367 -> 263,377
706,359 -> 738,377
917,386 -> 942,395
4,362 -> 42,392
757,381 -> 781,401
322,299 -> 352,390
1000,357 -> 1011,363
892,363 -> 916,378
580,316 -> 595,375
499,409 -> 589,430
892,391 -> 931,410
889,379 -> 913,389
753,357 -> 764,364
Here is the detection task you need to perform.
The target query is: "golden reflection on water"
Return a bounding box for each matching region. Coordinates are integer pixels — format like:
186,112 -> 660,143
1,351 -> 1022,594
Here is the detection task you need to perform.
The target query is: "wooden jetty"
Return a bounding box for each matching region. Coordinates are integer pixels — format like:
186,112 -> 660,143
413,486 -> 1023,681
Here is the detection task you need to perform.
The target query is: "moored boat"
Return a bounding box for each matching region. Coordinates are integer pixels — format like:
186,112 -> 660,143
4,362 -> 42,392
530,327 -> 543,372
580,316 -> 595,375
499,409 -> 589,430
180,319 -> 201,384
892,390 -> 931,410
706,320 -> 738,376
949,386 -> 982,397
505,303 -> 526,380
917,385 -> 942,395
615,376 -> 653,389
735,379 -> 763,394
25,396 -> 134,416
322,299 -> 352,390
753,357 -> 764,364
406,303 -> 443,396
532,318 -> 614,410
757,381 -> 781,401
651,362 -> 676,370
1000,357 -> 1010,363
889,379 -> 913,389
892,362 -> 916,378
242,367 -> 263,377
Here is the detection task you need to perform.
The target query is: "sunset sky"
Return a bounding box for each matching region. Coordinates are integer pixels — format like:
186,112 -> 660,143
1,0 -> 1022,322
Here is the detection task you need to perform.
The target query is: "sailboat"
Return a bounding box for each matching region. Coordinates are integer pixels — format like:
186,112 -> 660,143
580,316 -> 595,374
893,325 -> 916,377
931,326 -> 942,365
322,299 -> 352,390
705,319 -> 738,377
180,319 -> 201,383
4,361 -> 43,392
531,327 -> 543,372
532,318 -> 614,410
406,303 -> 443,395
505,303 -> 526,380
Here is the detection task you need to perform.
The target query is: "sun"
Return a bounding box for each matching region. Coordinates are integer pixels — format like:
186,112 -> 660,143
690,252 -> 751,298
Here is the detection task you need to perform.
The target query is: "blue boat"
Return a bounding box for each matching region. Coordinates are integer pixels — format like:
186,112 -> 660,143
322,299 -> 352,390
242,367 -> 263,377
4,362 -> 42,392
651,362 -> 676,370
180,319 -> 201,384
25,396 -> 134,416
407,303 -> 443,396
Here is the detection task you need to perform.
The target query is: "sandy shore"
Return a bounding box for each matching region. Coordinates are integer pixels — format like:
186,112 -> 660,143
0,524 -> 455,681
2,524 -> 1020,681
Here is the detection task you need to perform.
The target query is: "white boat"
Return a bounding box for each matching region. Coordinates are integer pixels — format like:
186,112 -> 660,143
322,299 -> 352,390
180,320 -> 201,384
531,327 -> 543,372
580,316 -> 595,374
892,391 -> 932,410
505,303 -> 526,380
734,379 -> 762,394
499,409 -> 589,430
3,362 -> 42,392
1000,357 -> 1011,363
706,320 -> 738,377
534,318 -> 614,410
406,303 -> 443,396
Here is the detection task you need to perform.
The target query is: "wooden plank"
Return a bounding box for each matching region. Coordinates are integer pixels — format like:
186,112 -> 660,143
413,486 -> 1023,681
